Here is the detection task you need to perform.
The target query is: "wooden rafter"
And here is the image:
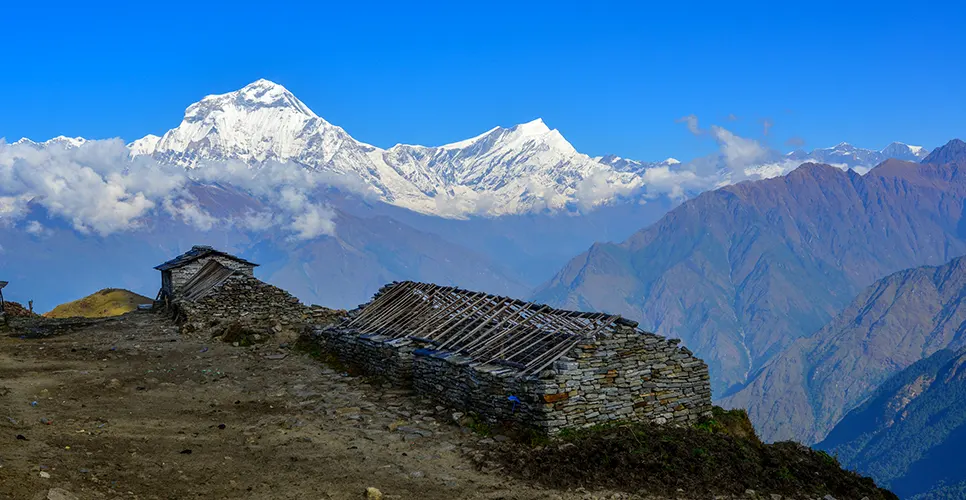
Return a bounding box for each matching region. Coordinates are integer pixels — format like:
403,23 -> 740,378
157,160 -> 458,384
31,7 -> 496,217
343,281 -> 637,377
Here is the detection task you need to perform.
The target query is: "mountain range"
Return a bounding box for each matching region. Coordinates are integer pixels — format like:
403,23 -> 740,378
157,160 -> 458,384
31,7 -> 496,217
787,141 -> 928,168
4,79 -> 933,314
724,250 -> 966,444
123,79 -> 652,218
535,141 -> 966,403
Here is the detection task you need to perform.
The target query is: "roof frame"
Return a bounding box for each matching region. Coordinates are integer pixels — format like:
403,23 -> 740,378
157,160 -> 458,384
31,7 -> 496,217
343,281 -> 638,377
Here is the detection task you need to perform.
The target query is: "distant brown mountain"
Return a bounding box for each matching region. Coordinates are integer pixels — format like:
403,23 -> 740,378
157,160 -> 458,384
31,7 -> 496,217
922,138 -> 966,166
725,254 -> 966,444
534,140 -> 966,402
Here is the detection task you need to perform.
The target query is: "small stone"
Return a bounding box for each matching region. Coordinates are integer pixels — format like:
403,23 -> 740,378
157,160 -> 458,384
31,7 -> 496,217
409,471 -> 424,478
39,471 -> 51,479
366,487 -> 383,500
744,490 -> 757,499
46,488 -> 79,500
396,426 -> 433,437
492,435 -> 508,442
106,379 -> 122,389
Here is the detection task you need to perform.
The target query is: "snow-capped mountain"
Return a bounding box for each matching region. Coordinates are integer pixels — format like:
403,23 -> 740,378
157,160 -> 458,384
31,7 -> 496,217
128,79 -> 646,217
13,136 -> 88,149
786,141 -> 928,169
595,154 -> 681,174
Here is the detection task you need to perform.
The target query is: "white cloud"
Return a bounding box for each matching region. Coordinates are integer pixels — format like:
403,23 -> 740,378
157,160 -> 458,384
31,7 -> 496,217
0,139 -> 346,241
290,204 -> 337,240
162,199 -> 219,231
677,114 -> 702,135
25,220 -> 51,237
0,139 -> 183,235
574,171 -> 643,210
709,125 -> 771,170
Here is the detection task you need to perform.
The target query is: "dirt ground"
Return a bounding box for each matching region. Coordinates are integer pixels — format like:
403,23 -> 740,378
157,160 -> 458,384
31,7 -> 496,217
0,311 -> 637,500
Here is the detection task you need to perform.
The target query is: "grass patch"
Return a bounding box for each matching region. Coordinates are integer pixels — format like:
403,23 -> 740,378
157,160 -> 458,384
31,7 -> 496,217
481,406 -> 896,500
44,288 -> 152,319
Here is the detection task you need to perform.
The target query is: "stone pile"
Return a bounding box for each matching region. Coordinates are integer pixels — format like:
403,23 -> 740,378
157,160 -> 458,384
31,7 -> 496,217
176,274 -> 306,334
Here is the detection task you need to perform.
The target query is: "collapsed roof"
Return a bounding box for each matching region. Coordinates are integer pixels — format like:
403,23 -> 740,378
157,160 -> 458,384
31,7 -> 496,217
178,260 -> 242,302
344,281 -> 640,377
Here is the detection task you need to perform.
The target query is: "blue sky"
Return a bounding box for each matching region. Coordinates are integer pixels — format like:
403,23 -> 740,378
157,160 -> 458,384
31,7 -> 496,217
2,0 -> 964,162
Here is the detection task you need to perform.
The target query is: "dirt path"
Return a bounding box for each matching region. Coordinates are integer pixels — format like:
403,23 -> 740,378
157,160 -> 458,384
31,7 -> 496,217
0,312 -> 629,500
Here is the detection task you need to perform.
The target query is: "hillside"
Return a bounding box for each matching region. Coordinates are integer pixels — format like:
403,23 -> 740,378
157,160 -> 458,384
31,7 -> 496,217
44,289 -> 154,318
487,407 -> 896,499
818,348 -> 966,499
534,147 -> 966,398
723,254 -> 966,444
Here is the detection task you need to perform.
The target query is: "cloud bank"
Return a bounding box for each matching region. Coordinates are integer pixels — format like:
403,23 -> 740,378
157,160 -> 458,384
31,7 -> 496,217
0,139 -> 354,240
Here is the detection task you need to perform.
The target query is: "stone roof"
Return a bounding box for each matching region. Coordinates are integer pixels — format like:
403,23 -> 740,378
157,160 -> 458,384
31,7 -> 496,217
154,245 -> 259,272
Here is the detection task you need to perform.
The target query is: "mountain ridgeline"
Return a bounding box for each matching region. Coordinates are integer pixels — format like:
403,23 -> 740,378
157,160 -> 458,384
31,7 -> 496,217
818,347 -> 966,499
535,140 -> 966,406
724,253 -> 966,445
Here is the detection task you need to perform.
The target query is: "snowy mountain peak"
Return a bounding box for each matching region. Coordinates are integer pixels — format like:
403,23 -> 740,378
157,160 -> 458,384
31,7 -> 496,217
511,118 -> 551,136
45,136 -> 87,149
128,134 -> 161,156
147,79 -> 335,166
122,81 -> 658,217
185,79 -> 317,121
881,141 -> 927,160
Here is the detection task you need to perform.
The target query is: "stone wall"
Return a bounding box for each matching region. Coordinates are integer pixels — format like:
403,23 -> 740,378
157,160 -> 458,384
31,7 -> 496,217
311,323 -> 713,434
168,256 -> 255,297
531,325 -> 712,430
176,273 -> 305,333
412,350 -> 552,427
307,326 -> 427,382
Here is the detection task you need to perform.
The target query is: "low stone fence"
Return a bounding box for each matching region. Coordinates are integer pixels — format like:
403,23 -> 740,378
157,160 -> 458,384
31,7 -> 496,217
308,326 -> 427,381
310,323 -> 713,434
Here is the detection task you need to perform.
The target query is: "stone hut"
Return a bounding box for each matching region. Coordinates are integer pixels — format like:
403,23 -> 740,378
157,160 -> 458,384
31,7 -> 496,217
315,281 -> 713,434
155,245 -> 258,302
156,246 -> 305,334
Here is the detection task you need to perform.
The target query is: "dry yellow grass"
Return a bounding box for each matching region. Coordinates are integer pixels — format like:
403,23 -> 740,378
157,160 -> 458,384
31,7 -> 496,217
44,288 -> 154,319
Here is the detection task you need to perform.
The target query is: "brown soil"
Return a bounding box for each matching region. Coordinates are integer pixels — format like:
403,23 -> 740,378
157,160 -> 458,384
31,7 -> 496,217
0,311 -> 636,500
2,301 -> 36,318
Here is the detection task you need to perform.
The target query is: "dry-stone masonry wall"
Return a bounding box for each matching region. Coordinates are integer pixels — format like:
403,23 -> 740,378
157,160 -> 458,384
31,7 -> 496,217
176,274 -> 305,333
312,323 -> 713,434
308,327 -> 428,381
